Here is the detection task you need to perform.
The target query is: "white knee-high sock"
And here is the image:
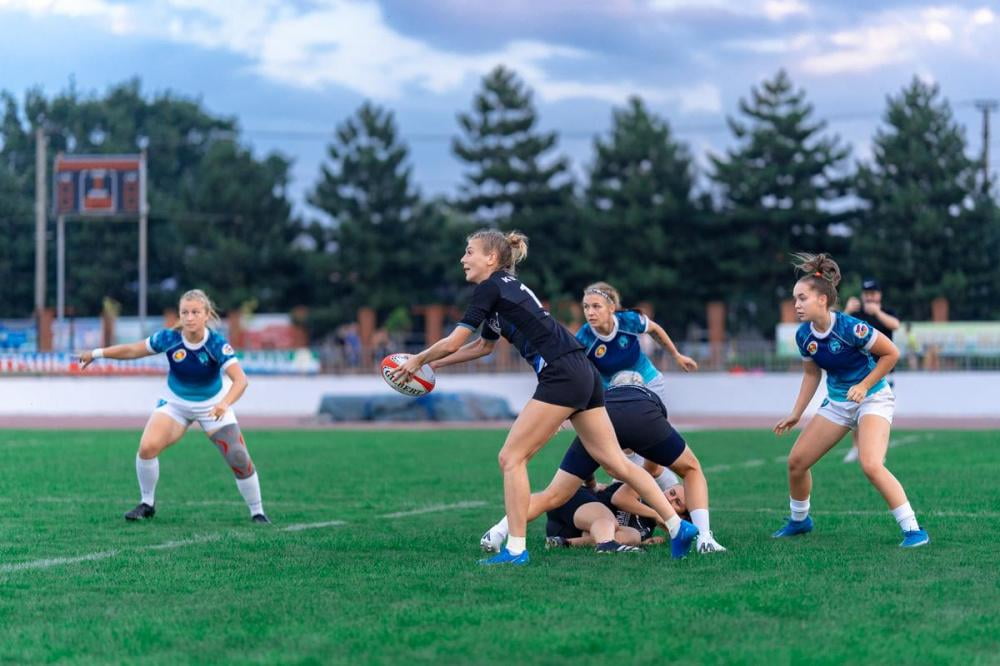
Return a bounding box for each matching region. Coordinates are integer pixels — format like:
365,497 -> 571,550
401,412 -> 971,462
136,455 -> 159,506
690,508 -> 711,537
236,472 -> 263,516
891,502 -> 919,532
790,496 -> 810,521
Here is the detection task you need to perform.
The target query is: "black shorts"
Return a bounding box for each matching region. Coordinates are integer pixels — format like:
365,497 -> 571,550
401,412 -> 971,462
558,387 -> 687,479
532,350 -> 605,412
544,486 -> 602,539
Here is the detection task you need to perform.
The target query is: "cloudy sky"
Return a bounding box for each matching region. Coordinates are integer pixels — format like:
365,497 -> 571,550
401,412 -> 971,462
1,0 -> 997,214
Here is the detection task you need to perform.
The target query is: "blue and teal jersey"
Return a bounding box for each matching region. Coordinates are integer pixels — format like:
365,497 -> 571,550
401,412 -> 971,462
575,311 -> 660,386
146,328 -> 239,401
795,312 -> 887,401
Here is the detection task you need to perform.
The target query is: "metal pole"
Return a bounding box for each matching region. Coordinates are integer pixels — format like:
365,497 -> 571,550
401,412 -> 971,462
138,148 -> 148,335
974,99 -> 998,190
57,215 -> 65,328
34,125 -> 47,320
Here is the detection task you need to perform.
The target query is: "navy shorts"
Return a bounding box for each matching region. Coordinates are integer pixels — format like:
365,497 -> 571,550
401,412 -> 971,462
544,486 -> 603,539
559,385 -> 686,479
533,350 -> 605,412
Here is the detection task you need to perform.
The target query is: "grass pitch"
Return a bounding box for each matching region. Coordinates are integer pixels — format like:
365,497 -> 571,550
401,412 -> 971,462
1,427 -> 998,665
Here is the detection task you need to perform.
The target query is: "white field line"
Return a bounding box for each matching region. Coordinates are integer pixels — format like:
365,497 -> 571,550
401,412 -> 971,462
0,550 -> 119,573
380,500 -> 486,519
281,520 -> 347,532
142,534 -> 222,551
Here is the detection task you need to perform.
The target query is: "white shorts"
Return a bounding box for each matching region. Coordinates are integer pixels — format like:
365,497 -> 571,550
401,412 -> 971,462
645,374 -> 671,409
817,387 -> 895,430
154,387 -> 237,434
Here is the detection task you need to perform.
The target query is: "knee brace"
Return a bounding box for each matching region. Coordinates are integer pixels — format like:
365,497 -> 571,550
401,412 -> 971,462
209,424 -> 254,479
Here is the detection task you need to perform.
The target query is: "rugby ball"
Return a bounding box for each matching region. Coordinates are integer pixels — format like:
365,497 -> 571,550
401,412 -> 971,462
380,353 -> 436,397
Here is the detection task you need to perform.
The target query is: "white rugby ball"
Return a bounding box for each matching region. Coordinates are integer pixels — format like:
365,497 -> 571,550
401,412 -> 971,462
380,353 -> 436,397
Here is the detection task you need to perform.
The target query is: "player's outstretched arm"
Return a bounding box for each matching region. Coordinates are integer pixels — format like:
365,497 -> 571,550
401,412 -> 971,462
646,320 -> 698,372
392,326 -> 474,380
846,335 -> 899,403
774,360 -> 822,435
430,338 -> 496,371
211,363 -> 248,420
78,340 -> 154,369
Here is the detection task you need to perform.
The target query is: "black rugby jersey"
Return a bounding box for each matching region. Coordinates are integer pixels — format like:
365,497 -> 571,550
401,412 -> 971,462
458,270 -> 582,365
597,481 -> 657,540
481,314 -> 545,373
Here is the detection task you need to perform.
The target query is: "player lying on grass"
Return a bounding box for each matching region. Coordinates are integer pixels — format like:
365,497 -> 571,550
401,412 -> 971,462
541,483 -> 645,553
772,253 -> 928,548
402,234 -> 698,565
78,289 -> 269,524
472,382 -> 724,558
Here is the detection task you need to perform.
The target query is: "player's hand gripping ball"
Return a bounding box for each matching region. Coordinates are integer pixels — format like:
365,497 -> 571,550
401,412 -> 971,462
381,353 -> 436,397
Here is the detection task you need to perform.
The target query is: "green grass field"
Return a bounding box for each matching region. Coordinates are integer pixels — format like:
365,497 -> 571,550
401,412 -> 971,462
1,427 -> 998,665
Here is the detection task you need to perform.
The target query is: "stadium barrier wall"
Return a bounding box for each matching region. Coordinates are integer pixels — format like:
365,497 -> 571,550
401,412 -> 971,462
0,372 -> 997,419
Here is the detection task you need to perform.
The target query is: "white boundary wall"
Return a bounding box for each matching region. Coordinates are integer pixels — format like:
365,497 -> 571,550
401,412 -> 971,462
0,372 -> 996,418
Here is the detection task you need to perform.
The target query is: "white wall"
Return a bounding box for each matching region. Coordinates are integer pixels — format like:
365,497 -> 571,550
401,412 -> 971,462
0,371 -> 996,418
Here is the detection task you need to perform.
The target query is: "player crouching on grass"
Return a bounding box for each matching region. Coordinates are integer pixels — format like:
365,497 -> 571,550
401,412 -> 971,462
480,382 -> 727,557
772,253 -> 928,548
78,289 -> 269,524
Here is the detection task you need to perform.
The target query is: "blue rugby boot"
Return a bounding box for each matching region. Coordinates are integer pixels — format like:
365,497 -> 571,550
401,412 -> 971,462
670,520 -> 699,559
772,516 -> 814,538
477,547 -> 530,566
899,528 -> 930,548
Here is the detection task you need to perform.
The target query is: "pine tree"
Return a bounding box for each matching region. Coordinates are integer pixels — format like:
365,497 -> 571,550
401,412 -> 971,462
310,102 -> 455,324
585,96 -> 699,327
853,78 -> 1000,320
452,66 -> 583,303
709,70 -> 851,335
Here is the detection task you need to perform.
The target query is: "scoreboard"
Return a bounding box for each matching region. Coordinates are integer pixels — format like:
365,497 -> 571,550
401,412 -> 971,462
53,154 -> 143,216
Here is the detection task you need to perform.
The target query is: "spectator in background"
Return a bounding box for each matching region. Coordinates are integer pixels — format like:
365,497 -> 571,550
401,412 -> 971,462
843,279 -> 900,463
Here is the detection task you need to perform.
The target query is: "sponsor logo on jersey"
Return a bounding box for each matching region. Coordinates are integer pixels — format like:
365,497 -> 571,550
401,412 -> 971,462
806,341 -> 818,355
829,339 -> 843,353
197,352 -> 209,365
595,344 -> 607,358
222,343 -> 235,356
172,349 -> 187,362
853,323 -> 869,338
618,336 -> 629,348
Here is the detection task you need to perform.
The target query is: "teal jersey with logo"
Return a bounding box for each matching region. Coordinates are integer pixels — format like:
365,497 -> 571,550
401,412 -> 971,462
146,328 -> 239,401
575,311 -> 660,386
795,312 -> 887,401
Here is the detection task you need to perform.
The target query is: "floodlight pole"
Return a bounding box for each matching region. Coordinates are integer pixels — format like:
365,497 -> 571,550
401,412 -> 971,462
34,125 -> 47,323
138,148 -> 149,336
56,215 -> 65,325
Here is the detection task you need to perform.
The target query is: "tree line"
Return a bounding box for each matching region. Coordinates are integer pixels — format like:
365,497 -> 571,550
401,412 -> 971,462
0,69 -> 996,341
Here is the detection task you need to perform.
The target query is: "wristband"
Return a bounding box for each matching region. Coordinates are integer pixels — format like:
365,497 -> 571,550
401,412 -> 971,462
92,348 -> 104,359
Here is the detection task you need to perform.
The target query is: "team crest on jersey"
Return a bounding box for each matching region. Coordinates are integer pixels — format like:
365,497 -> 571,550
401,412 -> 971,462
853,323 -> 869,338
222,343 -> 235,356
172,349 -> 187,362
806,341 -> 818,355
595,344 -> 607,358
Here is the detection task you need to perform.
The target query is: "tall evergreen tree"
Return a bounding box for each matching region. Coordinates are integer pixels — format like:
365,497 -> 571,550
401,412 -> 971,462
709,70 -> 851,335
585,96 -> 699,328
853,78 -> 1000,320
452,66 -> 584,303
310,102 -> 457,325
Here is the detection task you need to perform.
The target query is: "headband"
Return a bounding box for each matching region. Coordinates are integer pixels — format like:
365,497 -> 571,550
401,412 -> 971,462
585,288 -> 615,303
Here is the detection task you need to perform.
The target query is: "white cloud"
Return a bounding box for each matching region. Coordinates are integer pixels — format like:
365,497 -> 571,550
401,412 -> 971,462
800,6 -> 996,75
648,0 -> 809,21
0,0 -> 718,112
